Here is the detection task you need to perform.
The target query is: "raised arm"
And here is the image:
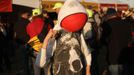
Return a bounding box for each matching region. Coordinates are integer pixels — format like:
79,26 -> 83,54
80,33 -> 92,75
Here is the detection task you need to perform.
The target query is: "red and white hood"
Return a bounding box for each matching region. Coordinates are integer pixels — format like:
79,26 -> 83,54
58,0 -> 88,32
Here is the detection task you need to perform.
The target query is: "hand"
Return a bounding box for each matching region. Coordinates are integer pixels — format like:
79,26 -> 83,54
42,29 -> 54,49
86,65 -> 91,75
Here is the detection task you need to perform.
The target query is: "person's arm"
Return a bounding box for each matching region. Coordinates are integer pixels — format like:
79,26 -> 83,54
42,23 -> 61,49
80,33 -> 92,75
86,65 -> 91,75
35,29 -> 57,68
42,29 -> 57,49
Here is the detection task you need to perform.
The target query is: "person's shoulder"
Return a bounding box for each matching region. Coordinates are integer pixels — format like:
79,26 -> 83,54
32,17 -> 44,22
53,24 -> 62,31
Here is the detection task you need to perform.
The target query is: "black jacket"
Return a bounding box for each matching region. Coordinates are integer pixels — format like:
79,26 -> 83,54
14,17 -> 30,44
101,16 -> 133,64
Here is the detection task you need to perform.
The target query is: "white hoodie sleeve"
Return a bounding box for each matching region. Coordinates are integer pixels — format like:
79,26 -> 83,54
35,48 -> 47,68
80,33 -> 92,66
35,38 -> 56,68
53,23 -> 62,31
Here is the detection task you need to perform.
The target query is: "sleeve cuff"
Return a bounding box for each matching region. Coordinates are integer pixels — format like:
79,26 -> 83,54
85,54 -> 92,65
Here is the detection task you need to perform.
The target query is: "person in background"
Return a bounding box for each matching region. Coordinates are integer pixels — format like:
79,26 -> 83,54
0,19 -> 7,72
84,8 -> 102,75
33,3 -> 63,75
14,10 -> 31,44
27,8 -> 44,75
100,8 -> 133,75
118,8 -> 134,75
34,3 -> 63,75
52,2 -> 63,25
0,14 -> 15,73
27,8 -> 54,75
41,2 -> 63,52
14,10 -> 31,75
42,10 -> 54,29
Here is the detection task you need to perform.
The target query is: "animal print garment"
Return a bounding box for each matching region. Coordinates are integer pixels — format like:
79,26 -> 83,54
52,30 -> 85,75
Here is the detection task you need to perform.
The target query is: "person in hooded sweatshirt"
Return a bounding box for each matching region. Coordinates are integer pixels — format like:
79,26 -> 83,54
36,0 -> 92,75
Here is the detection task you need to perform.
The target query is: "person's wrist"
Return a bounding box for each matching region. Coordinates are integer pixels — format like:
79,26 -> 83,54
86,65 -> 90,70
42,47 -> 46,50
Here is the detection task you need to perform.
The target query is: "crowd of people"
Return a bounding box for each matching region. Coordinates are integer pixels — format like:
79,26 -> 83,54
0,0 -> 134,75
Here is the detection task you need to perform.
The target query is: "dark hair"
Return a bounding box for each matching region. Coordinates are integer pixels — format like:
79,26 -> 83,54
42,10 -> 48,14
19,10 -> 32,17
106,8 -> 117,15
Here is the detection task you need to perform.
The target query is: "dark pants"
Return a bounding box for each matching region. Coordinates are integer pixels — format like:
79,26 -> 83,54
91,50 -> 100,75
14,42 -> 32,75
122,64 -> 134,75
0,48 -> 4,72
97,45 -> 108,75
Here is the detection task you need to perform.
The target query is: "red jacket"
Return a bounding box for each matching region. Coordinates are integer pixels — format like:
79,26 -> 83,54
26,17 -> 44,38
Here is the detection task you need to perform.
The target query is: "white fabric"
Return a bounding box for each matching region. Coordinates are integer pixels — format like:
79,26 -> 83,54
13,0 -> 40,8
58,0 -> 87,26
35,38 -> 56,68
35,32 -> 92,67
69,47 -> 83,73
82,22 -> 92,39
53,23 -> 62,31
0,26 -> 7,36
80,34 -> 92,65
35,48 -> 47,67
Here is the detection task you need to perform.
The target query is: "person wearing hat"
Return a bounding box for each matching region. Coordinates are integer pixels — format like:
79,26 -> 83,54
27,8 -> 44,52
37,0 -> 92,75
53,2 -> 63,14
27,8 -> 53,51
27,8 -> 53,75
26,8 -> 44,75
39,2 -> 64,51
34,2 -> 63,73
52,2 -> 63,25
